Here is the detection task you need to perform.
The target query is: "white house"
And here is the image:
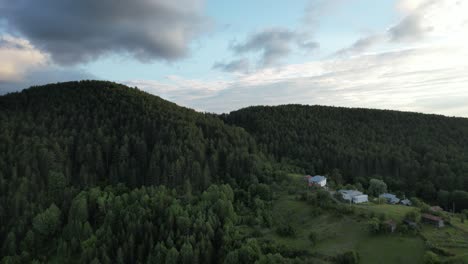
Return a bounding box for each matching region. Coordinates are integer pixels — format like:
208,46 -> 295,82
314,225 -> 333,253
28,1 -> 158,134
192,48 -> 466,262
338,190 -> 368,204
352,194 -> 369,204
307,175 -> 327,187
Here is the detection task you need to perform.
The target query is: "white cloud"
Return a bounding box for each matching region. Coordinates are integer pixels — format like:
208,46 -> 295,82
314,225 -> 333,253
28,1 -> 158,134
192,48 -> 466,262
0,34 -> 93,94
128,44 -> 468,117
0,35 -> 48,82
125,76 -> 230,109
390,0 -> 468,43
337,0 -> 468,57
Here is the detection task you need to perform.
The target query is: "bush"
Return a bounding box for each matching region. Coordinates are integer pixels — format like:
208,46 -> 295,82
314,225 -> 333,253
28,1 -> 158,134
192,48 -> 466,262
276,223 -> 297,237
368,217 -> 381,234
462,209 -> 468,219
423,251 -> 439,264
405,211 -> 421,223
287,187 -> 297,195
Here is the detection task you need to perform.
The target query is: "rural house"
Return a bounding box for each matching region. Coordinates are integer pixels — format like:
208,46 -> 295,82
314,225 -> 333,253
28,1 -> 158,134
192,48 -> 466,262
422,213 -> 444,228
379,193 -> 400,204
306,175 -> 327,187
338,190 -> 368,204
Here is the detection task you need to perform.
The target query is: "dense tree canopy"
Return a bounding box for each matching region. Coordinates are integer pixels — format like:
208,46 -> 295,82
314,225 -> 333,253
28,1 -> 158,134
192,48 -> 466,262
0,81 -> 281,263
225,105 -> 468,199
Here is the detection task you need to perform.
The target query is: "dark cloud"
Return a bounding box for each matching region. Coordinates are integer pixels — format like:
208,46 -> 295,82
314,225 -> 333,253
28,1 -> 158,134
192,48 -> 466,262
212,58 -> 250,73
0,0 -> 209,65
231,28 -> 318,67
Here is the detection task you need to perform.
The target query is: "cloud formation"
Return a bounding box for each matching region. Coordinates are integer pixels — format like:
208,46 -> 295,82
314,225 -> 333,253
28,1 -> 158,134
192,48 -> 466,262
390,0 -> 468,42
337,0 -> 468,56
334,35 -> 385,57
129,45 -> 468,117
0,0 -> 208,65
230,28 -> 318,67
0,35 -> 93,94
0,35 -> 47,82
212,58 -> 250,73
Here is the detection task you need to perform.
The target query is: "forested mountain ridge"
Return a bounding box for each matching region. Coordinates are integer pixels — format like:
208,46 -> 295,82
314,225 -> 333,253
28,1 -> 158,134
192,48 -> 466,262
0,81 -> 266,191
1,81 -> 284,263
225,104 -> 468,200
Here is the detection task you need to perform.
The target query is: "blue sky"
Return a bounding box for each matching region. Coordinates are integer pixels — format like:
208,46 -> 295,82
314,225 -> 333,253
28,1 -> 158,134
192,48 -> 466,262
1,0 -> 468,117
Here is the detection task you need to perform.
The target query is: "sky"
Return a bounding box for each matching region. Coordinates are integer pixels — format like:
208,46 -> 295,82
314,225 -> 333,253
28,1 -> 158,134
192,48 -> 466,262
0,0 -> 467,117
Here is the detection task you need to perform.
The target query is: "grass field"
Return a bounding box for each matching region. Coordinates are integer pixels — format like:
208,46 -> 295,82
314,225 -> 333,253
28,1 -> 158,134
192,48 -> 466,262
258,176 -> 468,263
357,235 -> 425,264
257,192 -> 426,263
451,216 -> 468,233
421,225 -> 468,256
356,203 -> 418,221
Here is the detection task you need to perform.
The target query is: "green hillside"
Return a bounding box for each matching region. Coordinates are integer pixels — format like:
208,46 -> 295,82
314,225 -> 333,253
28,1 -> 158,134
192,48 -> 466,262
225,105 -> 468,202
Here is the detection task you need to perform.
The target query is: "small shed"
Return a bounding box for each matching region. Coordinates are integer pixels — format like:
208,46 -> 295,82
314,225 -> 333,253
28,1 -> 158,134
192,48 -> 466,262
422,213 -> 444,228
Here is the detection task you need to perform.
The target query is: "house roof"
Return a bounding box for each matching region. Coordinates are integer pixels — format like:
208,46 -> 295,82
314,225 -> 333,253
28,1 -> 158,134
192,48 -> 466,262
309,175 -> 326,182
339,190 -> 363,196
422,213 -> 443,222
430,206 -> 443,212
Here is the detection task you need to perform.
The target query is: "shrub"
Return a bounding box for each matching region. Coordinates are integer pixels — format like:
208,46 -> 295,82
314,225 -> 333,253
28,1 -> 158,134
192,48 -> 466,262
368,217 -> 381,234
405,211 -> 421,223
276,223 -> 296,237
423,251 -> 439,264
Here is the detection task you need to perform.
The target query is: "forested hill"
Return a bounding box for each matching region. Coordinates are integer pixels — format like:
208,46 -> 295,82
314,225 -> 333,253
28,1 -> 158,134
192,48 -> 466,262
225,105 -> 468,200
0,81 -> 283,263
0,81 -> 268,193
